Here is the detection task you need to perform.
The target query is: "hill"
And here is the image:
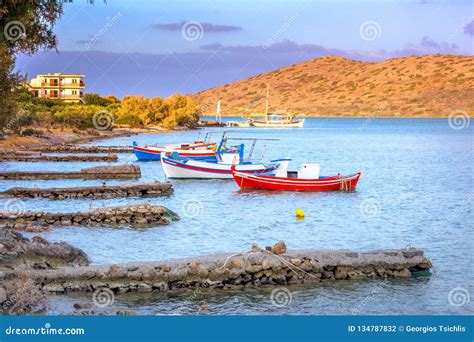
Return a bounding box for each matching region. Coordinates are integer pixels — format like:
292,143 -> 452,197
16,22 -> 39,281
193,54 -> 474,117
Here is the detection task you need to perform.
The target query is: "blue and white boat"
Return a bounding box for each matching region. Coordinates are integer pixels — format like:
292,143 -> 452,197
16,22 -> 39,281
161,137 -> 289,179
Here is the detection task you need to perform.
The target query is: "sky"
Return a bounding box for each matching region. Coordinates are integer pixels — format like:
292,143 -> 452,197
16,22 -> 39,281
15,0 -> 474,98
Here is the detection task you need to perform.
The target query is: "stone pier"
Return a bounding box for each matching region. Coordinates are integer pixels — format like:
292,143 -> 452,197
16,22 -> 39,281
37,145 -> 133,153
0,154 -> 119,162
0,164 -> 141,180
0,204 -> 180,229
0,182 -> 173,199
10,248 -> 431,293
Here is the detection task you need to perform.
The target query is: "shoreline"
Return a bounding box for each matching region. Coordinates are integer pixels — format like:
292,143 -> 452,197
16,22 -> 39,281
201,114 -> 471,119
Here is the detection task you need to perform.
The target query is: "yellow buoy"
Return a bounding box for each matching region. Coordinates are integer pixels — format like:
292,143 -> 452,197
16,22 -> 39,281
295,208 -> 305,218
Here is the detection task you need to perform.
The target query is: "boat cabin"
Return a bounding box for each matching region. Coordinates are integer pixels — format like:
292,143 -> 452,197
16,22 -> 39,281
275,163 -> 320,179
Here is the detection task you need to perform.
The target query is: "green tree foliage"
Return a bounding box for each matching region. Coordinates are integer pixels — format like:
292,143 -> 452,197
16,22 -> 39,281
1,1 -> 63,133
83,93 -> 114,106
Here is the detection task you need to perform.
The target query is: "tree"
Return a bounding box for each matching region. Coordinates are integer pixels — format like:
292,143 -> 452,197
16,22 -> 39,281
1,0 -> 63,132
164,94 -> 200,128
83,93 -> 113,106
118,96 -> 151,126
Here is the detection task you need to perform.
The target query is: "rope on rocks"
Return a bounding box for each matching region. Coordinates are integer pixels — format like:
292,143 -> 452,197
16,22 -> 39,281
216,246 -> 319,279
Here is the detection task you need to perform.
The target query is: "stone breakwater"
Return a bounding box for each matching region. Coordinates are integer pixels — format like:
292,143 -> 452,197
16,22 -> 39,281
0,164 -> 141,180
0,154 -> 118,162
0,229 -> 90,272
0,204 -> 180,229
0,182 -> 173,200
18,249 -> 431,293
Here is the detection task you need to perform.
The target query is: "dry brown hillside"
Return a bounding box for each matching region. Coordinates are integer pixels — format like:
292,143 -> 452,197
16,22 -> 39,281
193,54 -> 474,117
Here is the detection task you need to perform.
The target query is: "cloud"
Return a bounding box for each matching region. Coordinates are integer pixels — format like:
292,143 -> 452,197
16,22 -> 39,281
151,21 -> 242,32
464,19 -> 474,36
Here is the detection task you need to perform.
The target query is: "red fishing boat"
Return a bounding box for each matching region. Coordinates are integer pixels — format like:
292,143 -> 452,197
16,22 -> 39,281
231,163 -> 361,191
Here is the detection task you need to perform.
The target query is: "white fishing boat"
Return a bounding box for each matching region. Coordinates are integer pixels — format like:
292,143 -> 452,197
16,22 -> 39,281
250,112 -> 305,128
248,85 -> 304,128
160,136 -> 287,179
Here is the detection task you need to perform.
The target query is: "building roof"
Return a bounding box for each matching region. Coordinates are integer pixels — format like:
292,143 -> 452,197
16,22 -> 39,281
34,73 -> 85,78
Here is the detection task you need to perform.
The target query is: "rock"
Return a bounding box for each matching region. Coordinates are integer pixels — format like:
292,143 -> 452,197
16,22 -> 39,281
262,257 -> 281,270
271,241 -> 287,255
245,264 -> 263,274
42,283 -> 65,292
189,262 -> 209,277
116,309 -> 137,315
321,271 -> 334,279
135,218 -> 148,225
251,243 -> 262,252
299,261 -> 313,271
0,287 -> 6,303
417,258 -> 432,269
229,258 -> 244,269
347,270 -> 366,280
0,230 -> 90,272
73,303 -> 94,309
335,266 -> 349,279
108,265 -> 127,278
290,258 -> 302,266
393,268 -> 411,278
31,236 -> 49,245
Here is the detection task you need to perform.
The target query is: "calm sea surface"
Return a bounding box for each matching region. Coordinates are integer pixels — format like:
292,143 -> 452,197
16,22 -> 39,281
1,118 -> 472,315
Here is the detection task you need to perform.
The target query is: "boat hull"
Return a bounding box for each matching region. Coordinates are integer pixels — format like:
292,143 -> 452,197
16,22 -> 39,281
232,171 -> 361,191
251,118 -> 305,128
133,146 -> 217,161
161,156 -> 277,179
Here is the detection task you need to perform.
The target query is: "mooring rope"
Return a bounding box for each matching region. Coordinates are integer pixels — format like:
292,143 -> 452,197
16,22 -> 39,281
216,247 -> 319,279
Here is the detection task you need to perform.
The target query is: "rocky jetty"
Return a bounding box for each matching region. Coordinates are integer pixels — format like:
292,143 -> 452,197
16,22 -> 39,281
0,229 -> 90,272
36,145 -> 133,153
0,154 -> 118,162
0,164 -> 141,180
0,181 -> 173,200
14,248 -> 432,293
0,204 -> 180,230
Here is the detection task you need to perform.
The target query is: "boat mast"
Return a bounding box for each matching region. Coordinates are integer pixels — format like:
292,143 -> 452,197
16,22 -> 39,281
216,100 -> 221,123
265,84 -> 269,121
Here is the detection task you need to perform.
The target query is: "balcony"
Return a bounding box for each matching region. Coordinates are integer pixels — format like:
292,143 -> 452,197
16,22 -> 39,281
60,81 -> 85,88
38,80 -> 85,88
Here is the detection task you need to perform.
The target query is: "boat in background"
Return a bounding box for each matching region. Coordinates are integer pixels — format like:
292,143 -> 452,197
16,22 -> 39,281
133,143 -> 217,161
250,112 -> 305,128
232,163 -> 361,191
248,84 -> 305,128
